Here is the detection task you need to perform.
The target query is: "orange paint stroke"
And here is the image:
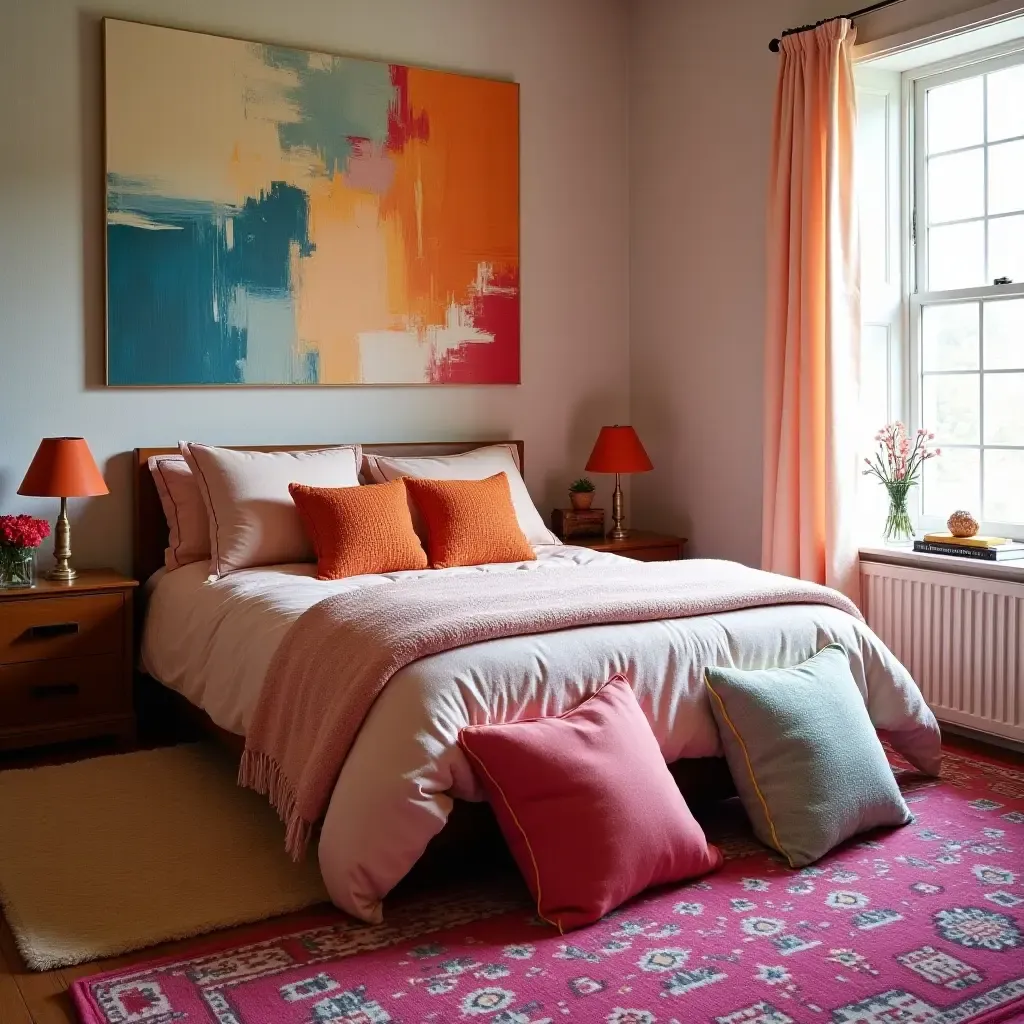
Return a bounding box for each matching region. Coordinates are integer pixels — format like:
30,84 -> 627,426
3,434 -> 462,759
381,70 -> 518,329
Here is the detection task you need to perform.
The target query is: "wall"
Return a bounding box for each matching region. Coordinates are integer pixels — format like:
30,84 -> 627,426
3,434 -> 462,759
629,0 -> 1000,565
0,0 -> 629,574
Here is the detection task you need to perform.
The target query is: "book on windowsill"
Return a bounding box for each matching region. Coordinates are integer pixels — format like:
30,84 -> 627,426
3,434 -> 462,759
914,540 -> 1024,561
922,532 -> 1010,548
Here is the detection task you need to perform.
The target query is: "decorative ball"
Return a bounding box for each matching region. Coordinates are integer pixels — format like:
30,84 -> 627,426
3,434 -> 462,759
947,510 -> 979,538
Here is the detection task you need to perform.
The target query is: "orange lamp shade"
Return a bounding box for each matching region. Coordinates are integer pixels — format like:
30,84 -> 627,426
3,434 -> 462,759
585,425 -> 653,474
18,437 -> 109,498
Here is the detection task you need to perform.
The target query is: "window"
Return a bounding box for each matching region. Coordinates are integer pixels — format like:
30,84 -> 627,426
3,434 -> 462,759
856,41 -> 1024,539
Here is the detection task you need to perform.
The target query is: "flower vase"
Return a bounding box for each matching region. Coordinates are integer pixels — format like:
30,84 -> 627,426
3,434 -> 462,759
0,546 -> 36,589
883,487 -> 915,547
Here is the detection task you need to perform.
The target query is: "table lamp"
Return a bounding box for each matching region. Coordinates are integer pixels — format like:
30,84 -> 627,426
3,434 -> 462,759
18,437 -> 109,581
585,425 -> 653,540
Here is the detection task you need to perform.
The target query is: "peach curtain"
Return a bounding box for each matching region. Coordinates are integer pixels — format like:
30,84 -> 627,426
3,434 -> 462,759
762,18 -> 861,604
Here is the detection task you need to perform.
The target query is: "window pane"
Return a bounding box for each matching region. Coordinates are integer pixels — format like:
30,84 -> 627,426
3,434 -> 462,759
984,299 -> 1024,369
927,76 -> 983,154
922,303 -> 979,370
987,64 -> 1024,144
923,447 -> 980,517
989,214 -> 1024,284
929,220 -> 985,290
984,449 -> 1024,525
928,149 -> 984,223
924,373 -> 980,443
988,139 -> 1024,216
984,372 -> 1024,445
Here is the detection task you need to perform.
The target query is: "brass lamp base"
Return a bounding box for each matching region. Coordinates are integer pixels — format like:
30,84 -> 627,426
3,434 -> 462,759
46,497 -> 77,582
608,473 -> 629,540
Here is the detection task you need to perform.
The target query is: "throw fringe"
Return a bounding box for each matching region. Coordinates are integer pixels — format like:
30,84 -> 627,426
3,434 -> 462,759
238,749 -> 313,861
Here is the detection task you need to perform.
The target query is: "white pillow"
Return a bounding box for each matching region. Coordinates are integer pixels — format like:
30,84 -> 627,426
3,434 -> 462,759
362,444 -> 559,546
180,443 -> 363,577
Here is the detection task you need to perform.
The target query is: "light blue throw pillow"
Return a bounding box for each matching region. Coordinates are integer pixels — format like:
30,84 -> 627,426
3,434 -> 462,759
704,643 -> 911,867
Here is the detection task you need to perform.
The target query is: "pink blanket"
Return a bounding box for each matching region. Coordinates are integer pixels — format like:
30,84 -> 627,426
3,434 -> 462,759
239,559 -> 861,858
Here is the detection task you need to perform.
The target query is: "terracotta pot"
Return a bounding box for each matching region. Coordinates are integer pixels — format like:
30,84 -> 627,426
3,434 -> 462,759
570,491 -> 594,510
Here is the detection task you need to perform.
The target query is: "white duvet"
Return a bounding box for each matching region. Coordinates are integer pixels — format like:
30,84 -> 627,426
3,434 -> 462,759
142,546 -> 941,922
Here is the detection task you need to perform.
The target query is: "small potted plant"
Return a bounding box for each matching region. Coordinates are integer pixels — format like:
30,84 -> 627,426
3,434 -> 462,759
569,477 -> 596,511
0,514 -> 51,589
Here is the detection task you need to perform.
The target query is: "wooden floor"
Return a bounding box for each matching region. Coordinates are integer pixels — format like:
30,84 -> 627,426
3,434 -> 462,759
0,905 -> 336,1024
2,732 -> 1021,1024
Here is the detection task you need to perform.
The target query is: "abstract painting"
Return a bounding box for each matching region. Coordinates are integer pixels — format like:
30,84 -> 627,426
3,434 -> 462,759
103,20 -> 519,386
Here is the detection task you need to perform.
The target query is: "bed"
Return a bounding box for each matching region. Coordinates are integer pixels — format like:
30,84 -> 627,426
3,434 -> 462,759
133,441 -> 942,924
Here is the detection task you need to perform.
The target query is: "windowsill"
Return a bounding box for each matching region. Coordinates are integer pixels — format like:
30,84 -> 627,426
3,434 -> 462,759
859,545 -> 1024,584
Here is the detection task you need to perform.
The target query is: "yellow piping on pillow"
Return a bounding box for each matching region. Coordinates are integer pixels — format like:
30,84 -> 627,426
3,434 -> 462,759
460,741 -> 565,935
704,676 -> 794,868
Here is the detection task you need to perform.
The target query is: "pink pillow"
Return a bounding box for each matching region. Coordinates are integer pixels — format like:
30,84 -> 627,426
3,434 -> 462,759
147,455 -> 210,570
458,675 -> 722,932
180,443 -> 362,578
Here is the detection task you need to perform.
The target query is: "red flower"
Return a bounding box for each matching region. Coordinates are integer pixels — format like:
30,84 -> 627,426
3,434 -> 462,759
0,514 -> 51,550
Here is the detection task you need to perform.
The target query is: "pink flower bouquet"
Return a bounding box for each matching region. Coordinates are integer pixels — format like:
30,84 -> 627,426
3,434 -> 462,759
862,423 -> 940,544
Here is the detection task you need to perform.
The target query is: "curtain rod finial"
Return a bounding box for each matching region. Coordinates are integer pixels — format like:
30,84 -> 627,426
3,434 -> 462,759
769,37 -> 781,52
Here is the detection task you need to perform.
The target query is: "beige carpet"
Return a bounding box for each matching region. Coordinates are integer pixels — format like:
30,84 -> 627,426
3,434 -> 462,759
0,744 -> 329,969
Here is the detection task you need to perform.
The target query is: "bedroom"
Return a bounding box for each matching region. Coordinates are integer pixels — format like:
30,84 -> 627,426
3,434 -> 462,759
0,0 -> 1022,1021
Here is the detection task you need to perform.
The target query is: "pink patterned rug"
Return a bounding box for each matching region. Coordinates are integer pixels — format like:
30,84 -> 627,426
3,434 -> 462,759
74,746 -> 1024,1024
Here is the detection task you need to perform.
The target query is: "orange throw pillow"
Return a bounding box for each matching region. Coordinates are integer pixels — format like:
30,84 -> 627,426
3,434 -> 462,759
289,478 -> 428,580
405,473 -> 537,569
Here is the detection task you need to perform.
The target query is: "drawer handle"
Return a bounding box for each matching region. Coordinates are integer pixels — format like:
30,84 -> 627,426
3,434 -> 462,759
27,622 -> 80,639
30,683 -> 80,700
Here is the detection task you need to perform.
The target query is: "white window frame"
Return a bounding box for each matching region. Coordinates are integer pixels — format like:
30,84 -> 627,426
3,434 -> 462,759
904,43 -> 1024,538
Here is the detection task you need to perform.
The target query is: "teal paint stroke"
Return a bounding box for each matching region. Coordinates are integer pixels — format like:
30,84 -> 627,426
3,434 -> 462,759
106,176 -> 316,385
260,44 -> 396,175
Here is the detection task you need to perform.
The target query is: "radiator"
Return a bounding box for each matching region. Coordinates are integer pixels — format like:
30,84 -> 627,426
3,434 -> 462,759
860,559 -> 1024,744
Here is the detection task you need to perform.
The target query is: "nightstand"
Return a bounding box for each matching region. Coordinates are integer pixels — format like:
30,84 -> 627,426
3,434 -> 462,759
569,530 -> 686,562
0,570 -> 138,752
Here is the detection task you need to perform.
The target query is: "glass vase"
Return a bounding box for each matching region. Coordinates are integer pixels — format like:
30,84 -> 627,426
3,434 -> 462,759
882,487 -> 915,547
0,546 -> 36,589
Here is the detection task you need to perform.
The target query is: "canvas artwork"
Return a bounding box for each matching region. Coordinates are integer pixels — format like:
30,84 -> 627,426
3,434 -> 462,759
103,20 -> 519,386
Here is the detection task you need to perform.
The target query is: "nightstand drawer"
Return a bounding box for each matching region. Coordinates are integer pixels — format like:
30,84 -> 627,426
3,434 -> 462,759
624,545 -> 680,562
0,594 -> 123,664
0,654 -> 125,728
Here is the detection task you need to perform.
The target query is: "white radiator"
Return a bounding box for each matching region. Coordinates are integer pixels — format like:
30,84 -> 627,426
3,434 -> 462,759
860,559 -> 1024,744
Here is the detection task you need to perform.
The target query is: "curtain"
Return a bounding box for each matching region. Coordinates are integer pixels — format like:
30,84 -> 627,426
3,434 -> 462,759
762,18 -> 862,604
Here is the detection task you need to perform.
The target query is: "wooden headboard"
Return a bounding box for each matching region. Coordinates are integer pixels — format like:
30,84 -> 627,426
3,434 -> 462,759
133,441 -> 525,583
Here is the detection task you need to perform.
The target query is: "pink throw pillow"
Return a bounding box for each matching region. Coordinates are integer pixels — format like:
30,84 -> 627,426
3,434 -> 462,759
148,455 -> 210,570
458,675 -> 722,932
180,443 -> 362,578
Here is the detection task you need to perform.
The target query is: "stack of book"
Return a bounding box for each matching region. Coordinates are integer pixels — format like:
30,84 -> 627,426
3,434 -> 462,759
914,533 -> 1024,562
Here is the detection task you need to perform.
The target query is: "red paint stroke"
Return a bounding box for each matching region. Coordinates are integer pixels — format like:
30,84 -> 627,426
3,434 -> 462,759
429,268 -> 520,384
386,65 -> 430,152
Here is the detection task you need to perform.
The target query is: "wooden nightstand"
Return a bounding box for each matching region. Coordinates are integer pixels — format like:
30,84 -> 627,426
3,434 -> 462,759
569,530 -> 686,562
0,570 -> 138,752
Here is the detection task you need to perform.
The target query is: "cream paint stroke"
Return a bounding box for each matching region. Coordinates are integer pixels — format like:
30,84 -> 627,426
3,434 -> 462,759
107,211 -> 182,231
105,20 -> 320,208
358,293 -> 496,384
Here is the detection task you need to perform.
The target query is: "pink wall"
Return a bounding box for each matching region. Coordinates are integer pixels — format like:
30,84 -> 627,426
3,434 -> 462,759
629,0 -> 1000,565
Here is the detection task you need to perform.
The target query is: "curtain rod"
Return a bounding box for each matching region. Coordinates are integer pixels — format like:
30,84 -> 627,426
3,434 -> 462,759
769,0 -> 909,51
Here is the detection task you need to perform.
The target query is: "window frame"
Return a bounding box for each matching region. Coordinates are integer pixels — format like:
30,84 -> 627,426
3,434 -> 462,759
904,44 -> 1024,538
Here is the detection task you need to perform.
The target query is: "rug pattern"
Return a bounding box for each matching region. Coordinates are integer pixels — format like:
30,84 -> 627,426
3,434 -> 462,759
74,747 -> 1024,1024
